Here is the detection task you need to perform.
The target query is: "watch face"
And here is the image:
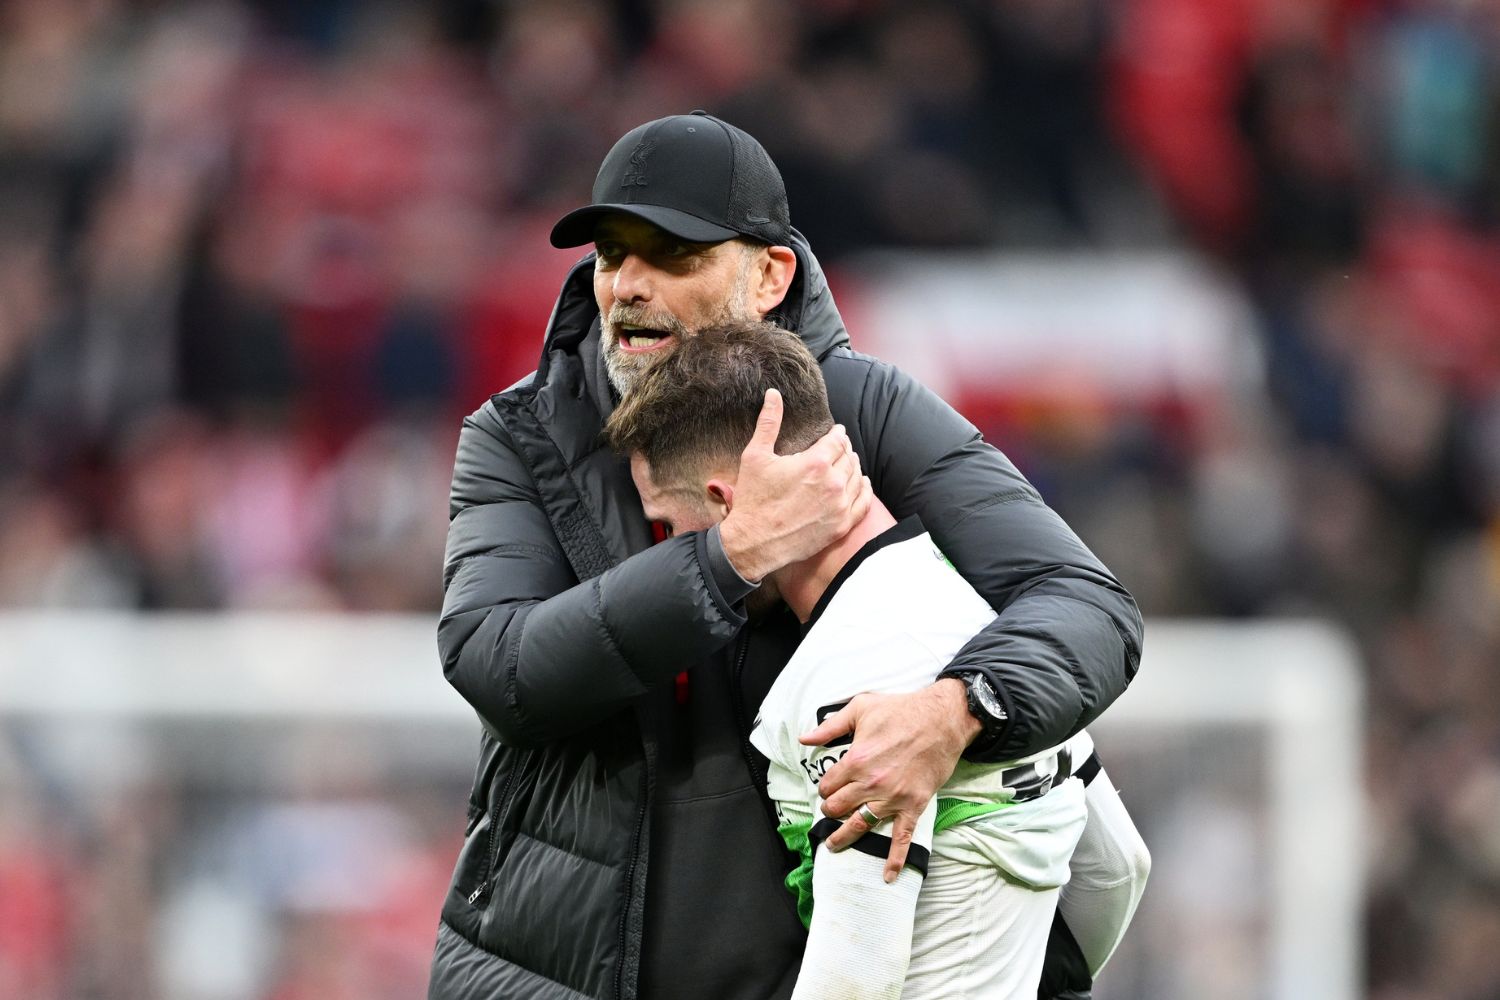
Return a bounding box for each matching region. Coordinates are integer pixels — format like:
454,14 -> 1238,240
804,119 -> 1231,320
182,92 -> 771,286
970,676 -> 1006,721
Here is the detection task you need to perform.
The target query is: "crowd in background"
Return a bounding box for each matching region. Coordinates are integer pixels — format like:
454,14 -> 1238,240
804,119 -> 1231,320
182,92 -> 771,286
1,0 -> 1498,997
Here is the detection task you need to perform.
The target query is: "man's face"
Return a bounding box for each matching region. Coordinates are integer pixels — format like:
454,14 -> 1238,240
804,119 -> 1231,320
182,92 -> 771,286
593,215 -> 759,395
629,453 -> 729,538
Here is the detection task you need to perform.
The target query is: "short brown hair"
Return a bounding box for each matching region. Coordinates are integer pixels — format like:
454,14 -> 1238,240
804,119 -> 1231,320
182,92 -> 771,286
603,320 -> 834,484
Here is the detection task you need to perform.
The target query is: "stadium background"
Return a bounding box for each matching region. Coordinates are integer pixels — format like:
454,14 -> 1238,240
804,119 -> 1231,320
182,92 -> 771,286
0,0 -> 1497,997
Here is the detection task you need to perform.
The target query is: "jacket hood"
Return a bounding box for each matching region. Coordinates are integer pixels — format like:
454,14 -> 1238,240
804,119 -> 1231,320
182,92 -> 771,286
532,229 -> 851,384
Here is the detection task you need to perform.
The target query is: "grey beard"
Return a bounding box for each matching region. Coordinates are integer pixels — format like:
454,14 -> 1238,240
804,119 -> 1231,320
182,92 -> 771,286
602,307 -> 753,398
602,344 -> 644,397
601,332 -> 673,397
600,302 -> 692,397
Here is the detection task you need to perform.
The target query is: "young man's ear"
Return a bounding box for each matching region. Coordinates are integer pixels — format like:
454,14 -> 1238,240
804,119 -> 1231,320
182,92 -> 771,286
750,245 -> 796,317
706,479 -> 735,519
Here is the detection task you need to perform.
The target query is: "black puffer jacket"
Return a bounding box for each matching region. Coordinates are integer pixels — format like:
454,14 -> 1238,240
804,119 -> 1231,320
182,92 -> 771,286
427,234 -> 1143,1000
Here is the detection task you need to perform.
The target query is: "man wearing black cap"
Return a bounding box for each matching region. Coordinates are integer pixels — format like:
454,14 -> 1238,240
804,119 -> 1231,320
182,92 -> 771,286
428,112 -> 1142,1000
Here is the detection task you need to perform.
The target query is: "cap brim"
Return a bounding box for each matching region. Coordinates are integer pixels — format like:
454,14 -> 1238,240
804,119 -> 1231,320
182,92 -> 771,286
549,203 -> 742,249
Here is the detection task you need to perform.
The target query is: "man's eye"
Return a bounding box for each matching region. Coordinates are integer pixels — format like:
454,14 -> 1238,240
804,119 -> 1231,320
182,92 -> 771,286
661,242 -> 691,258
595,242 -> 624,261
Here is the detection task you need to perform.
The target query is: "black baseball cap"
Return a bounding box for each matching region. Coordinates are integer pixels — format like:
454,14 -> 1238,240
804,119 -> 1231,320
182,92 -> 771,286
550,111 -> 791,249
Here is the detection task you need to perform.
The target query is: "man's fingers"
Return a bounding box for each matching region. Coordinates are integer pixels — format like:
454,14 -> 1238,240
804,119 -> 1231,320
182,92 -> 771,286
809,422 -> 849,464
744,388 -> 784,456
799,702 -> 855,747
832,441 -> 860,483
822,807 -> 875,853
859,472 -> 873,506
820,806 -> 914,882
847,474 -> 873,525
882,816 -> 915,883
818,777 -> 863,817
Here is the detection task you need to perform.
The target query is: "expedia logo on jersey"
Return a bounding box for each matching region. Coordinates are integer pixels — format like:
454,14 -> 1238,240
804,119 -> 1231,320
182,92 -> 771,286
799,746 -> 848,784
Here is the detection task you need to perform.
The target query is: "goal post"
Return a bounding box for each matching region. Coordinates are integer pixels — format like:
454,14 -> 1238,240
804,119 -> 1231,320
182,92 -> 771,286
1090,619 -> 1364,1000
0,613 -> 1363,1000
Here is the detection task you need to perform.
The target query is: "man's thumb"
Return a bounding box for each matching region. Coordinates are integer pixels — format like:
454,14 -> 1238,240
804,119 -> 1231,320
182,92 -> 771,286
746,388 -> 783,455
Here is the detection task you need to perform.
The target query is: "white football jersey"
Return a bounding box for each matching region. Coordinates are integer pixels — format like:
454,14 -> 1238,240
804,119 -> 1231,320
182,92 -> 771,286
749,521 -> 1089,1000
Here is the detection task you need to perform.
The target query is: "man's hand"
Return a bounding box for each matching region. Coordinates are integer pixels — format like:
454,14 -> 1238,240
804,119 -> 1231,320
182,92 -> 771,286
800,678 -> 980,882
719,389 -> 873,583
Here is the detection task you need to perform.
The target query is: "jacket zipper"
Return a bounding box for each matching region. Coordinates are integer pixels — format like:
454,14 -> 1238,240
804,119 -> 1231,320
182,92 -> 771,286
467,748 -> 533,906
614,718 -> 652,1000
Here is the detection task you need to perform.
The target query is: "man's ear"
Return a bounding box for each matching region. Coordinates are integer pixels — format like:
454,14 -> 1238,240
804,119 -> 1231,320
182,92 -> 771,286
751,245 -> 796,317
705,478 -> 735,518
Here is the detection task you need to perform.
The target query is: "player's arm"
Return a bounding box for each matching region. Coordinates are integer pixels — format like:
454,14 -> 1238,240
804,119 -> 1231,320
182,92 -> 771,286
758,744 -> 933,1000
792,798 -> 935,1000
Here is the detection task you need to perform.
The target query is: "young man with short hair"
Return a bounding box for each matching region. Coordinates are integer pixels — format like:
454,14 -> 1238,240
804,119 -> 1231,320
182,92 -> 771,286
605,321 -> 1149,1000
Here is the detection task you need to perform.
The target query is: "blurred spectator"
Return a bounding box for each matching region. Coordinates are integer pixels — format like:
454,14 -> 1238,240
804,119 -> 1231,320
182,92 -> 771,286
0,802 -> 74,1000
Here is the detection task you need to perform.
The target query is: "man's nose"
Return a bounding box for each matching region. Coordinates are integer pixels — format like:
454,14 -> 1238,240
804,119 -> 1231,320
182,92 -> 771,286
612,254 -> 654,304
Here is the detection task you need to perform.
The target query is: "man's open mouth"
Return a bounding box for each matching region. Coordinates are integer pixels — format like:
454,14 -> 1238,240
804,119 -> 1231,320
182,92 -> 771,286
616,324 -> 676,352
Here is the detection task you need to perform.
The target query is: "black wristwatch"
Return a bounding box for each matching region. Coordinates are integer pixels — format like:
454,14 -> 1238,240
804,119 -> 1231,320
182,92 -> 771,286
954,670 -> 1008,749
